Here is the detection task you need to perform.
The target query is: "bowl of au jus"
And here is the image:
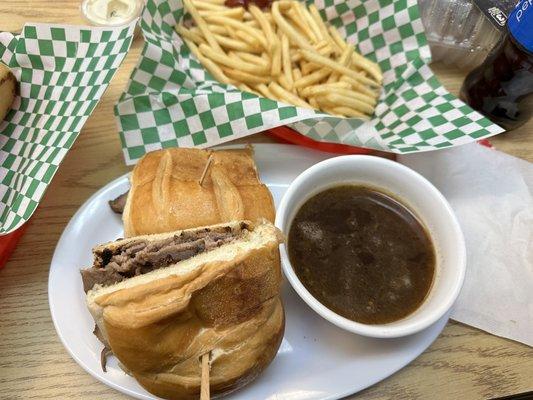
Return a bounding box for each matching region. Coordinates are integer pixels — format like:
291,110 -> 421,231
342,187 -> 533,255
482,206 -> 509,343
276,155 -> 466,338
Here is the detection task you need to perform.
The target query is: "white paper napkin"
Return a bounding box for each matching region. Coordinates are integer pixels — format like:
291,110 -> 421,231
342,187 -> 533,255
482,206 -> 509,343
399,143 -> 533,347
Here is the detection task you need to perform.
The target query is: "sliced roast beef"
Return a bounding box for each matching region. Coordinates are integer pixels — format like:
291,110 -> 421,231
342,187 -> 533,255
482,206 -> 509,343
81,226 -> 246,293
81,267 -> 123,293
108,191 -> 129,214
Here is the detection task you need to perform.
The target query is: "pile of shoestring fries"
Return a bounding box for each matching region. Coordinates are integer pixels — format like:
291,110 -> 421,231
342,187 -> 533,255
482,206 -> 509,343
176,0 -> 383,118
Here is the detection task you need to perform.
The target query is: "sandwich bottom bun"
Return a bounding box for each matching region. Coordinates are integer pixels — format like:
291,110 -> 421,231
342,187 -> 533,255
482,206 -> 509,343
133,298 -> 284,400
84,221 -> 284,399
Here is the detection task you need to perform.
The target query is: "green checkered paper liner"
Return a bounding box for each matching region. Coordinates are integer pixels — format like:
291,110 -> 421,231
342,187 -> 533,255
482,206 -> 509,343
0,22 -> 135,235
115,0 -> 504,165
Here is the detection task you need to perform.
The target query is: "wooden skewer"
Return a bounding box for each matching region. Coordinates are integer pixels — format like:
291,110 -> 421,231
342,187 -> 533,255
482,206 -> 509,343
200,352 -> 211,400
199,155 -> 214,186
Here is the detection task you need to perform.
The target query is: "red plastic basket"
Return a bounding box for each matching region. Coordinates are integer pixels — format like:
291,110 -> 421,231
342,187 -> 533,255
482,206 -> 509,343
266,125 -> 372,154
0,223 -> 28,270
267,125 -> 494,154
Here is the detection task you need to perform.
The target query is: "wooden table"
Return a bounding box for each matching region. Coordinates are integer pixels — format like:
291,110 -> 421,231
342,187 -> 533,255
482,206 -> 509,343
1,3 -> 532,399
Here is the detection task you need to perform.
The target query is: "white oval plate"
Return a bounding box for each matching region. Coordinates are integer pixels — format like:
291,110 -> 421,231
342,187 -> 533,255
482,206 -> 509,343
49,144 -> 448,400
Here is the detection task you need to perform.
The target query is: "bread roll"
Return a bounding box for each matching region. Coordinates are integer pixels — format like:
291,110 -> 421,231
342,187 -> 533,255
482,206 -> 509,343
0,63 -> 15,122
123,148 -> 275,237
83,220 -> 284,399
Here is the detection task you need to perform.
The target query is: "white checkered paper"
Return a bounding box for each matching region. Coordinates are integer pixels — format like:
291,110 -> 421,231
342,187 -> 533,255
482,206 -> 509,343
115,0 -> 504,165
0,22 -> 136,235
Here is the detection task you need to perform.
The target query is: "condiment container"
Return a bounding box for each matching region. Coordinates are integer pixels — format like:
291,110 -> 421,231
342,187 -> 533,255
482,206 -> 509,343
81,0 -> 143,33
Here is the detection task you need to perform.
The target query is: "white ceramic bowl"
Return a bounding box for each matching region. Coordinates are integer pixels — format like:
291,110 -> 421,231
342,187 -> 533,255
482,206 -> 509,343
275,155 -> 466,338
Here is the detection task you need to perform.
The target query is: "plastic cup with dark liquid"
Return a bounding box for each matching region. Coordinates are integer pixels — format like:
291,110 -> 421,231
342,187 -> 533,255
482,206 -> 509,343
460,0 -> 533,131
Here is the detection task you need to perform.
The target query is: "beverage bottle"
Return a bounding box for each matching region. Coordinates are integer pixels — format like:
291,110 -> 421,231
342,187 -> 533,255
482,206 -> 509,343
460,0 -> 533,131
418,0 -> 513,71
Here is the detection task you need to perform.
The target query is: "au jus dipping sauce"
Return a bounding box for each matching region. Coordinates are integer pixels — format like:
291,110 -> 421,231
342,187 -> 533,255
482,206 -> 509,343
288,185 -> 435,325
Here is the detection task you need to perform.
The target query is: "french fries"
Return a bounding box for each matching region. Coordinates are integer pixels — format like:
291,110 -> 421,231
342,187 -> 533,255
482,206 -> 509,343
176,0 -> 383,118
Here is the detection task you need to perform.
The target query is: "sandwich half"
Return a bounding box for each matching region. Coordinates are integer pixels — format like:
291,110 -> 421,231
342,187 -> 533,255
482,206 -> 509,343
81,220 -> 284,400
118,147 -> 275,236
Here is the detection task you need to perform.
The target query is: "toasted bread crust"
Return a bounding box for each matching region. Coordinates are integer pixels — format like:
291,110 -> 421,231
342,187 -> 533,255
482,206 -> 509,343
123,148 -> 275,237
132,299 -> 284,400
0,63 -> 15,122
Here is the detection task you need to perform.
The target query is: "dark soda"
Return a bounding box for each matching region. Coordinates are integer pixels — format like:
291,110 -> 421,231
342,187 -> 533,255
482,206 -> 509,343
460,0 -> 533,131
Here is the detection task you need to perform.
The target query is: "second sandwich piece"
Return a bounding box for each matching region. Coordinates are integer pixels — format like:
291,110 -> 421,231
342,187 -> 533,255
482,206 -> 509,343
114,148 -> 275,237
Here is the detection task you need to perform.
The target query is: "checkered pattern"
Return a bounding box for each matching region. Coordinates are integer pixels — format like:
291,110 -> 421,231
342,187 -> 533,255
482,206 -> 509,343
0,23 -> 135,235
116,0 -> 504,165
